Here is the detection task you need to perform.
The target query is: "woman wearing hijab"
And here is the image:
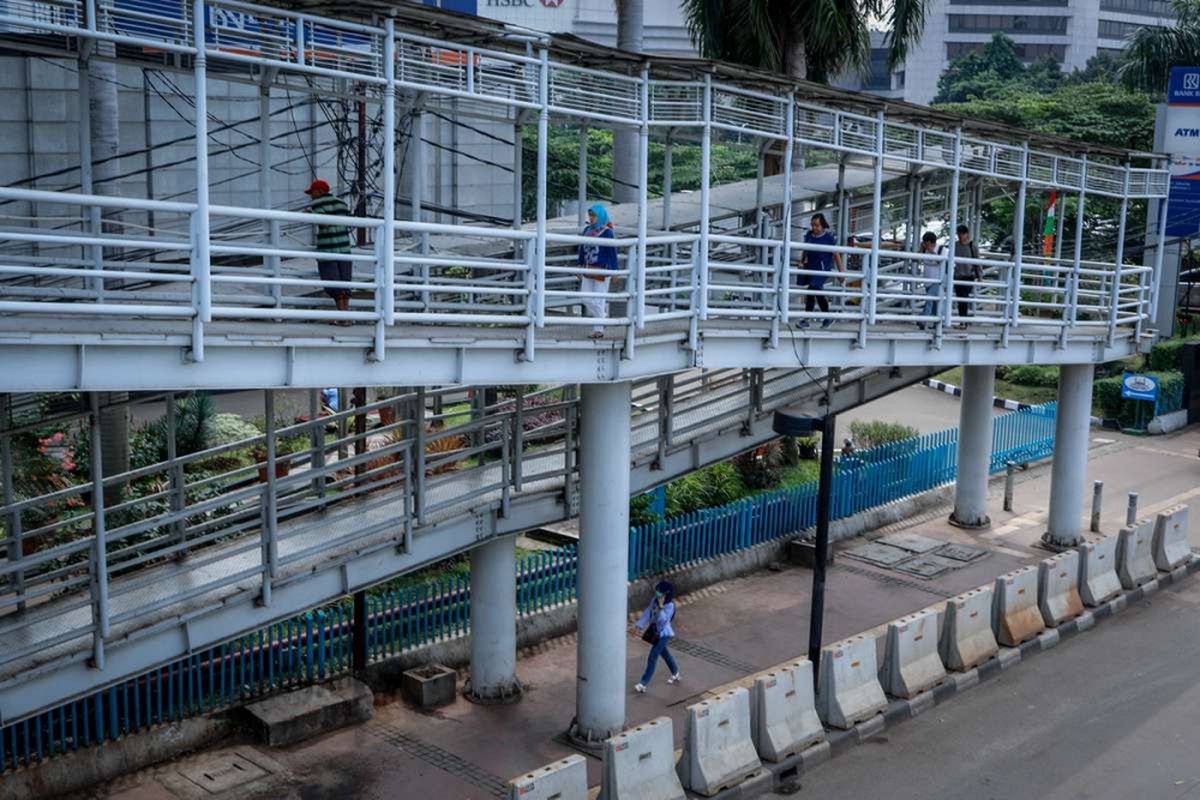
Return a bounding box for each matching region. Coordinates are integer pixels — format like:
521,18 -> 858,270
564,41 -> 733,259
634,580 -> 680,693
577,203 -> 617,339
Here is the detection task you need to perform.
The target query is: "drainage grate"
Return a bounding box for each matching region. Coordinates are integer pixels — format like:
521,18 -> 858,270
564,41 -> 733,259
933,543 -> 989,563
368,722 -> 508,798
669,638 -> 761,675
892,555 -> 959,579
834,563 -> 956,598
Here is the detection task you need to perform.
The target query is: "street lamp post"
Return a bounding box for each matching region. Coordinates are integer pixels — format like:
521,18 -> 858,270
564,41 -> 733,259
773,407 -> 837,684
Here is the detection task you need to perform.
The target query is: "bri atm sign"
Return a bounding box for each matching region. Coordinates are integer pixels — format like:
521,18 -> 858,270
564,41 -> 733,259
1166,67 -> 1200,238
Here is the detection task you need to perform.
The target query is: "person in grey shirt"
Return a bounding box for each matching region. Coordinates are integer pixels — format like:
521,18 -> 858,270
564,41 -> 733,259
945,224 -> 981,328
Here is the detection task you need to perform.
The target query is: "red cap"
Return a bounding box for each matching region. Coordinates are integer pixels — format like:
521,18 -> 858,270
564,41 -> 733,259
304,179 -> 330,196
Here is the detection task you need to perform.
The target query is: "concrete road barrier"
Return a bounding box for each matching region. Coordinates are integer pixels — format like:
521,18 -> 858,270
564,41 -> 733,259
509,755 -> 587,800
600,717 -> 685,800
750,659 -> 824,762
678,688 -> 761,797
1078,536 -> 1122,607
992,566 -> 1045,647
939,585 -> 998,672
1117,519 -> 1157,589
1153,505 -> 1191,572
882,609 -> 946,699
815,634 -> 888,730
1038,551 -> 1083,627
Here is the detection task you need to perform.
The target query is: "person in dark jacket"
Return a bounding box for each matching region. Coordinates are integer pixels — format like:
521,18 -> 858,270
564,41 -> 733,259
305,179 -> 354,325
797,213 -> 844,329
577,203 -> 617,338
634,580 -> 680,692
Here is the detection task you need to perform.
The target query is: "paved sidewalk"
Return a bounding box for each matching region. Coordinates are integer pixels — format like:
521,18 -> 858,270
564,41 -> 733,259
95,424 -> 1200,800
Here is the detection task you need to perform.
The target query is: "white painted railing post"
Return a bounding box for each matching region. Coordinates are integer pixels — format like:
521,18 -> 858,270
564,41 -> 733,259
698,73 -> 712,321
382,17 -> 396,328
535,47 -> 549,328
942,129 -> 962,332
866,110 -> 884,326
635,65 -> 649,332
1148,156 -> 1170,339
192,0 -> 212,339
775,96 -> 795,336
1106,164 -> 1129,345
1065,156 -> 1088,339
1007,141 -> 1029,340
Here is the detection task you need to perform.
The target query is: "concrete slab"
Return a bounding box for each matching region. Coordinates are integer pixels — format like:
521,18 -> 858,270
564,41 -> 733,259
242,678 -> 374,747
933,543 -> 989,563
844,542 -> 915,567
877,533 -> 947,554
893,555 -> 958,579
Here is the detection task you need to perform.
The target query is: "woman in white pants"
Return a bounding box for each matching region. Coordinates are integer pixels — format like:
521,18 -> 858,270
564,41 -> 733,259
577,203 -> 617,338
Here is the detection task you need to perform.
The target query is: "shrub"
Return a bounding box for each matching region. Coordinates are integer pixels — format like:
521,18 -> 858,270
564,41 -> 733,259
848,420 -> 919,451
1147,337 -> 1196,372
130,394 -> 216,469
732,441 -> 784,491
208,413 -> 260,447
1006,365 -> 1059,388
665,462 -> 746,518
629,493 -> 663,527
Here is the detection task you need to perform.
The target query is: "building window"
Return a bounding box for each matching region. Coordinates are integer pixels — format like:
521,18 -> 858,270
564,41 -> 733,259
1099,0 -> 1175,17
1098,19 -> 1147,39
947,14 -> 1069,34
950,0 -> 1067,5
946,41 -> 1067,61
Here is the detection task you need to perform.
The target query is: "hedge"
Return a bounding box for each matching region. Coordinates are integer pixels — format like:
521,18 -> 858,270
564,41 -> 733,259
1147,336 -> 1200,373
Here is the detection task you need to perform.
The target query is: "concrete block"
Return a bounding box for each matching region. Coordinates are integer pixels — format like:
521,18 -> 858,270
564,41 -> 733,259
508,755 -> 587,800
815,634 -> 887,730
1117,519 -> 1156,589
400,664 -> 456,709
992,566 -> 1045,647
939,585 -> 998,672
1078,536 -> 1123,607
600,717 -> 685,800
1153,505 -> 1190,572
677,688 -> 761,797
242,678 -> 372,747
881,608 -> 946,699
1038,551 -> 1083,627
749,659 -> 824,762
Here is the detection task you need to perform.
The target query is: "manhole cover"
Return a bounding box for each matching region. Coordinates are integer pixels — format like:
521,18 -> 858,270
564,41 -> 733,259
877,533 -> 945,554
844,542 -> 914,567
934,543 -> 989,563
179,755 -> 270,794
893,555 -> 959,578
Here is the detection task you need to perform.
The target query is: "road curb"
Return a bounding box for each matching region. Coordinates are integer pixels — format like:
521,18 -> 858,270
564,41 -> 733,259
921,378 -> 1104,426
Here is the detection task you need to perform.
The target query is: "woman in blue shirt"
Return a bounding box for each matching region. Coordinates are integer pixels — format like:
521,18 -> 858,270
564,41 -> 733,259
634,580 -> 680,692
577,203 -> 618,339
797,213 -> 844,329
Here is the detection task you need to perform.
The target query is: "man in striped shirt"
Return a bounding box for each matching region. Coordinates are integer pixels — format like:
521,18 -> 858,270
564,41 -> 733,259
304,179 -> 353,323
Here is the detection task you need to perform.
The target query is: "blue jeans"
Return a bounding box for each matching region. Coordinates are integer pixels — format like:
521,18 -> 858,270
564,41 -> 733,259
922,282 -> 940,318
640,635 -> 679,685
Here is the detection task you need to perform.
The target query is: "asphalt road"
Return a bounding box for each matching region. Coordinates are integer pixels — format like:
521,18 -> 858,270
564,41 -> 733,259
771,573 -> 1200,800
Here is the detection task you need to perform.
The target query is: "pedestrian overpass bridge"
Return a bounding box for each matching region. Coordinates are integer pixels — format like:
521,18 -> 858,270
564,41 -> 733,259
0,0 -> 1171,738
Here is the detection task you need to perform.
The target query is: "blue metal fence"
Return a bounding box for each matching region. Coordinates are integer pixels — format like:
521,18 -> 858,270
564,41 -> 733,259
0,405 -> 1055,774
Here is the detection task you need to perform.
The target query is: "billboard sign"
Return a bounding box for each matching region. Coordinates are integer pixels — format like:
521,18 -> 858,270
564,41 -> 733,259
1166,67 -> 1200,238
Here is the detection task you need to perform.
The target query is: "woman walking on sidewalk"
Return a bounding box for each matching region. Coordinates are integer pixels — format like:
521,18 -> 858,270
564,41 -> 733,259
634,580 -> 680,692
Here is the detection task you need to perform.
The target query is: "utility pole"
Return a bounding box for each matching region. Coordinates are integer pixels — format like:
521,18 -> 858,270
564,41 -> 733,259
612,0 -> 642,205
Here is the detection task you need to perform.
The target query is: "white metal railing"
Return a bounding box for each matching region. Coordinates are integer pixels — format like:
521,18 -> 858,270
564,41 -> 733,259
0,0 -> 1170,361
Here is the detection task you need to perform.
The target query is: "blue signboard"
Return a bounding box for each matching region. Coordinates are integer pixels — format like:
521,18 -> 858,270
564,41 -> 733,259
1166,68 -> 1200,239
1120,373 -> 1159,402
422,0 -> 479,13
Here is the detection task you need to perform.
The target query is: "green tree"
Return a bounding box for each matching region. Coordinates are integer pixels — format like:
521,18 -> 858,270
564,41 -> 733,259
933,33 -> 1027,103
679,0 -> 931,84
1119,0 -> 1200,95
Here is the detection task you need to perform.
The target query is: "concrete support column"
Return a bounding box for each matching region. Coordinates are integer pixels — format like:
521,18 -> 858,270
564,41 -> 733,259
950,365 -> 995,529
568,381 -> 632,747
1044,364 -> 1095,549
465,535 -> 522,704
